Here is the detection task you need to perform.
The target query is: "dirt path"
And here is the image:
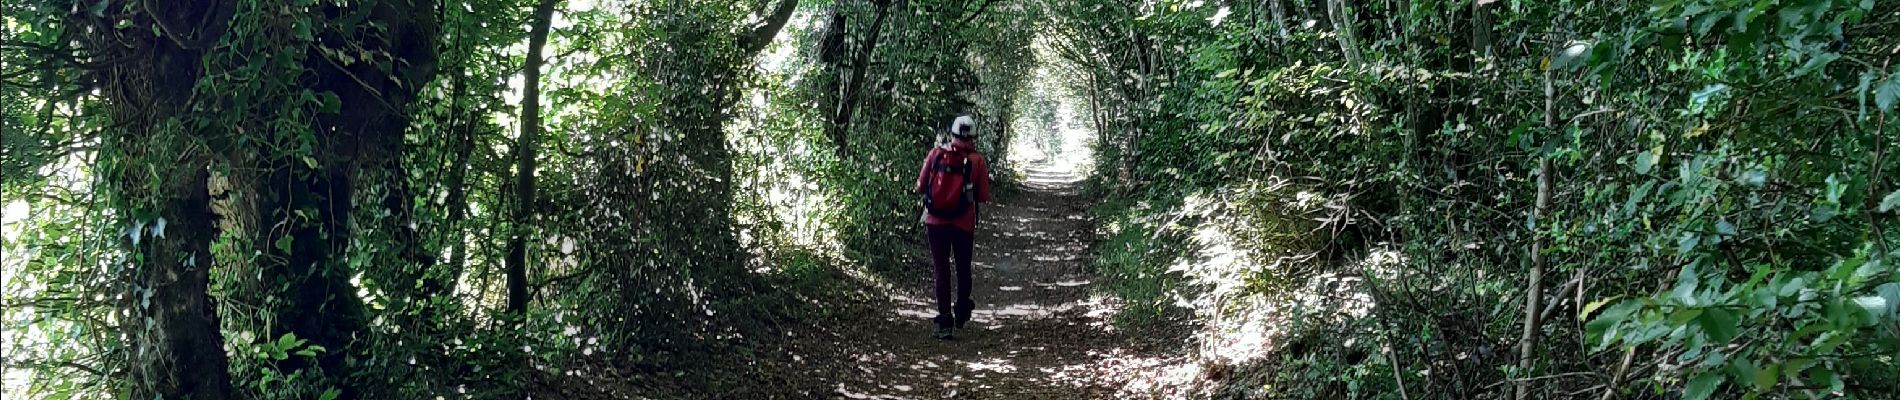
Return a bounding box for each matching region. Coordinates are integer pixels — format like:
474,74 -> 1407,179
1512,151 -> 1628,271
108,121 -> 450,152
769,165 -> 1172,399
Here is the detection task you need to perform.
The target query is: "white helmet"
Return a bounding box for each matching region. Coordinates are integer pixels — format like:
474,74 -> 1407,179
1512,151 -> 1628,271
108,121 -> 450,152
949,115 -> 976,137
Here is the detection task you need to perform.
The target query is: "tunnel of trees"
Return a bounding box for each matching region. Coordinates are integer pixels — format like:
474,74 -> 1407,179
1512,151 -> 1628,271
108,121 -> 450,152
3,0 -> 1898,399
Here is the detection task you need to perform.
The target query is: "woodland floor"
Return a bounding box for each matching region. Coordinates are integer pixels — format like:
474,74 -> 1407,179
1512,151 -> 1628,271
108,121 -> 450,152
720,165 -> 1195,399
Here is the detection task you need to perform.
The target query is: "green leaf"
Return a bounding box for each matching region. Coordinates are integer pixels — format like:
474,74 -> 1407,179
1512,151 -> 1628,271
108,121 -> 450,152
1878,283 -> 1900,315
1587,301 -> 1642,350
1808,368 -> 1841,393
1793,52 -> 1839,77
1881,190 -> 1900,213
1579,295 -> 1622,321
294,21 -> 314,41
1851,296 -> 1889,323
1751,363 -> 1778,391
276,332 -> 304,350
319,388 -> 341,400
1728,357 -> 1758,385
1550,41 -> 1591,70
1670,308 -> 1706,324
1689,84 -> 1728,113
1683,372 -> 1722,400
1698,307 -> 1738,343
1672,263 -> 1701,305
1880,73 -> 1900,112
318,91 -> 342,114
1691,11 -> 1730,36
1678,232 -> 1700,255
1635,147 -> 1661,174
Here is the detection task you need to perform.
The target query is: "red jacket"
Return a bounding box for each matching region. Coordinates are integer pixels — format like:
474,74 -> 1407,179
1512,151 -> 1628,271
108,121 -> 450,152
915,140 -> 992,232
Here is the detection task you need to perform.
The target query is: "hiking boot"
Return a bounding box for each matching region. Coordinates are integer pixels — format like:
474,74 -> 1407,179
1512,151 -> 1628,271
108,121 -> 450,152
954,301 -> 975,328
933,327 -> 954,340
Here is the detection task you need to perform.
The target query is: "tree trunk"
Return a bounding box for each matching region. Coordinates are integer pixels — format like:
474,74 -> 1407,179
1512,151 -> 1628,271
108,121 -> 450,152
1326,0 -> 1361,65
427,60 -> 479,299
507,0 -> 562,315
124,168 -> 235,400
87,1 -> 236,397
1266,0 -> 1290,41
254,1 -> 437,396
1472,0 -> 1495,60
1088,73 -> 1106,148
826,0 -> 895,159
440,104 -> 478,289
1513,28 -> 1558,400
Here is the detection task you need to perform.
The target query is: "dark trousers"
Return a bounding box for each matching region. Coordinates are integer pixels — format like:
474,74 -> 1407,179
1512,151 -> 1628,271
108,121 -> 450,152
926,224 -> 975,328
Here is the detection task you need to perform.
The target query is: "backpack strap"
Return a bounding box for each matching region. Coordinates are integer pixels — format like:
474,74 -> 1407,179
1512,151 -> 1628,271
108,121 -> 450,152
934,148 -> 972,175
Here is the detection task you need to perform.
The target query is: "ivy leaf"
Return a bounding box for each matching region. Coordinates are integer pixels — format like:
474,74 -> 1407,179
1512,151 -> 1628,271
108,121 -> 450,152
1683,372 -> 1723,400
294,21 -> 314,42
318,91 -> 342,114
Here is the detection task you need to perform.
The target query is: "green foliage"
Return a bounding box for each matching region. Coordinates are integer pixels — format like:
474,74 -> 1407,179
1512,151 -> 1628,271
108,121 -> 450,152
1089,195 -> 1192,326
5,0 -> 1045,397
1053,0 -> 1900,398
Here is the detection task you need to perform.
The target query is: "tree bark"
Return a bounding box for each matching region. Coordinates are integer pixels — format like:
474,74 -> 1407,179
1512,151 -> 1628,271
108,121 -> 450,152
507,0 -> 562,315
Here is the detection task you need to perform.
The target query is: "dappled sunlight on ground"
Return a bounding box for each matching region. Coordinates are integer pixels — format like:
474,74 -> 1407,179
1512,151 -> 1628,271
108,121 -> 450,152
749,170 -> 1419,399
765,164 -> 1194,399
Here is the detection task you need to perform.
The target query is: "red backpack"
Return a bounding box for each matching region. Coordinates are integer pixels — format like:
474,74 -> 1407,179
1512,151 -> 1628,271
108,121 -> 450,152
922,148 -> 977,218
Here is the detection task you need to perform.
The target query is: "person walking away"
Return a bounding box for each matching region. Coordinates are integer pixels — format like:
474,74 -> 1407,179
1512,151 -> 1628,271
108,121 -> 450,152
916,115 -> 992,340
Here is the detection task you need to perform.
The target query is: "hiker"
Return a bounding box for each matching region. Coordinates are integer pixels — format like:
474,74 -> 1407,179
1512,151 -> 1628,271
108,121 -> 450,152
915,115 -> 993,340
